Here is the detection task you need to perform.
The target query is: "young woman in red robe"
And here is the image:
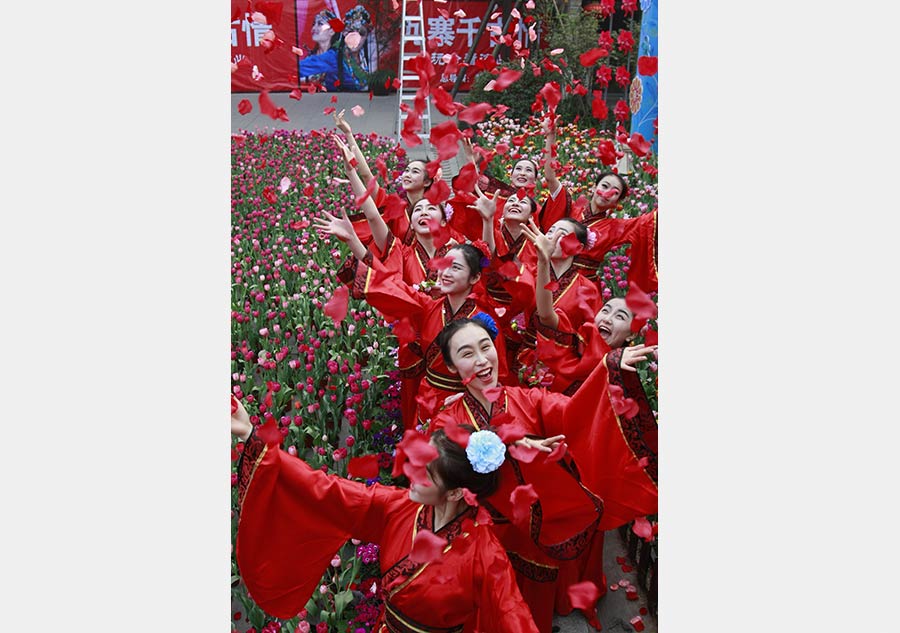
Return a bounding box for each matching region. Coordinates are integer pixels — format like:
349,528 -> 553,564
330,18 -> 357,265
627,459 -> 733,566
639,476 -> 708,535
314,207 -> 508,430
232,397 -> 541,633
429,318 -> 611,633
329,136 -> 460,297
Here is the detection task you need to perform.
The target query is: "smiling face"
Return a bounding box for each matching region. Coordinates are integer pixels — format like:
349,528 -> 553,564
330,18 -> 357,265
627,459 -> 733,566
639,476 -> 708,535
438,248 -> 479,295
590,174 -> 624,214
502,194 -> 534,224
446,322 -> 499,396
593,297 -> 634,348
510,160 -> 537,187
410,199 -> 445,236
401,160 -> 430,193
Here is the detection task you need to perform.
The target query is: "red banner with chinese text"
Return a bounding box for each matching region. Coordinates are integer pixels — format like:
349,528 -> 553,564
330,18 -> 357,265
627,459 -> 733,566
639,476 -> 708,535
231,0 -> 531,93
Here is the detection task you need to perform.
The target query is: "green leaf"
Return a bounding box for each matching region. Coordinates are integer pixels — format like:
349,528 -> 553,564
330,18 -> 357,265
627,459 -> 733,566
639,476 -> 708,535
334,589 -> 354,618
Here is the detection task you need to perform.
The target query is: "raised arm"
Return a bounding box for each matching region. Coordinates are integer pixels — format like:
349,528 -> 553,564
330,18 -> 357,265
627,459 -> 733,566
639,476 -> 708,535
333,134 -> 391,252
542,116 -> 561,196
520,218 -> 562,329
470,186 -> 500,255
333,109 -> 378,195
313,208 -> 370,262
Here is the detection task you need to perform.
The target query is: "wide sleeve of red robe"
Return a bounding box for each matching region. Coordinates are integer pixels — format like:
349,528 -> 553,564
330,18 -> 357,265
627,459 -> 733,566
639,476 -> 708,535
621,207 -> 658,295
536,183 -> 572,233
236,429 -> 540,632
235,429 -> 404,619
561,347 -> 658,529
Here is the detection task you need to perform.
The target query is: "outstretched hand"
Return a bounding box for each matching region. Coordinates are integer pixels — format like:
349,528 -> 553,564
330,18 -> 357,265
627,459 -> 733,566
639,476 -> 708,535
469,187 -> 500,220
312,208 -> 355,243
333,108 -> 352,135
620,344 -> 658,372
520,217 -> 560,262
515,434 -> 566,454
332,134 -> 355,167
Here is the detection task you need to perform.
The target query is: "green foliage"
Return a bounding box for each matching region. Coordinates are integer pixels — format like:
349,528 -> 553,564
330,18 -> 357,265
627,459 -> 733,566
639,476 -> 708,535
465,62 -> 564,124
367,68 -> 396,95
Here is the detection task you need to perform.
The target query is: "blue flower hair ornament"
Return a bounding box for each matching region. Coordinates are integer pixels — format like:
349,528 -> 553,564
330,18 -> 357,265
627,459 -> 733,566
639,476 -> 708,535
465,429 -> 506,473
471,312 -> 498,340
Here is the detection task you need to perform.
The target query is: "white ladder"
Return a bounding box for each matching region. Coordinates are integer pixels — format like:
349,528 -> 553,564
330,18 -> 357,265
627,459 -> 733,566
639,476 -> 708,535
396,0 -> 432,146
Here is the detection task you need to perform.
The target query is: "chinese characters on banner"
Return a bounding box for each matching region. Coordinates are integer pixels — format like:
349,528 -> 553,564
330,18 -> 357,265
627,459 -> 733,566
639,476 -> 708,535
232,0 -> 533,93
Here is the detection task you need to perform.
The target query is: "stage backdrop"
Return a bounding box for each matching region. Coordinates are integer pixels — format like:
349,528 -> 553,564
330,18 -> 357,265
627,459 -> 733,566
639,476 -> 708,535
232,0 -> 525,93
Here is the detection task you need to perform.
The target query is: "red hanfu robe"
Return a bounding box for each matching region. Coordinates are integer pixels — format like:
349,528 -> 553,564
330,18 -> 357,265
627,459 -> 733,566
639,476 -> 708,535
573,205 -> 658,293
536,184 -> 572,233
515,265 -> 599,378
363,265 -> 510,430
430,389 -> 604,633
557,346 -> 657,624
533,314 -> 610,395
236,430 -> 540,633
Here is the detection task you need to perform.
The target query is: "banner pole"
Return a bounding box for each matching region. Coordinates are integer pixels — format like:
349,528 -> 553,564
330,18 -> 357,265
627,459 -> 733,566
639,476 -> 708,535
449,0 -> 500,100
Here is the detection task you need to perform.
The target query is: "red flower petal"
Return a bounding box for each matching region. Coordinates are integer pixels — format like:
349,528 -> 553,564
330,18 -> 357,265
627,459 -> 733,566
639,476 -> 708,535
596,139 -> 618,165
453,162 -> 478,194
231,395 -> 239,414
543,440 -> 567,463
427,255 -> 455,271
493,68 -> 523,91
429,120 -> 463,161
559,232 -> 582,257
302,184 -> 315,196
410,529 -> 447,564
538,81 -> 562,109
494,420 -> 527,444
476,504 -> 494,525
510,484 -> 538,526
572,195 -> 589,217
632,516 -> 653,540
637,56 -> 658,76
323,285 -> 349,327
567,581 -> 601,610
289,89 -> 303,100
392,317 -> 417,346
624,281 -> 657,325
432,85 -> 462,116
483,386 -> 504,403
237,99 -> 252,115
591,91 -> 608,120
608,384 -> 639,418
401,110 -> 423,147
458,101 -> 495,125
626,132 -> 652,157
403,460 -> 432,487
323,106 -> 336,116
424,178 -> 451,206
643,328 -> 658,346
328,17 -> 344,33
355,176 -> 378,208
399,430 -> 439,466
258,90 -> 290,122
382,193 -> 408,222
630,616 -> 644,631
348,454 -> 380,479
579,47 -> 608,67
508,442 -> 540,463
256,419 -> 283,446
443,418 -> 472,449
461,487 -> 479,506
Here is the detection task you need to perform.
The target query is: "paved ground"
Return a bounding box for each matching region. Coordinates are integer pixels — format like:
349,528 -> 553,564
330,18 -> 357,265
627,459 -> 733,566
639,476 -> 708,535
230,90 -> 658,632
